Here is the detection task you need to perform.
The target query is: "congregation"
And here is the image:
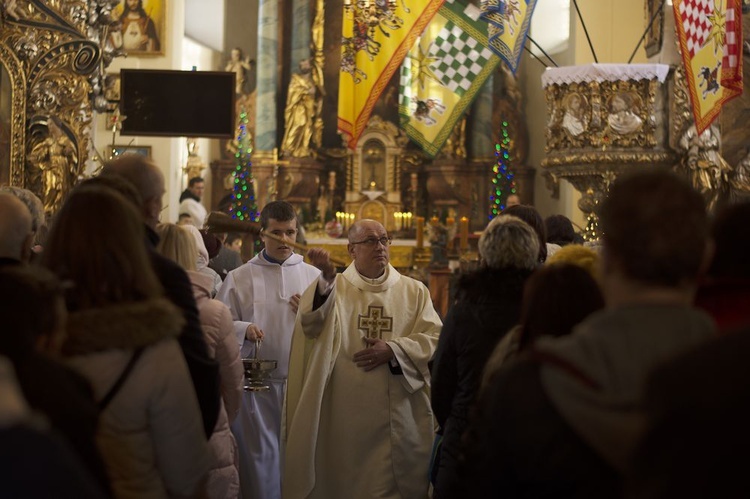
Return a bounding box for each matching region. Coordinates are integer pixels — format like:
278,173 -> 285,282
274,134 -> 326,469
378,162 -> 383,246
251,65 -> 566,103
1,155 -> 750,499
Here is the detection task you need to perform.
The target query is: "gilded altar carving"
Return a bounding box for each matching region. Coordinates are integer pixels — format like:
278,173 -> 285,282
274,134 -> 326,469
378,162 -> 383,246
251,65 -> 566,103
1,0 -> 120,213
0,39 -> 26,186
546,78 -> 660,151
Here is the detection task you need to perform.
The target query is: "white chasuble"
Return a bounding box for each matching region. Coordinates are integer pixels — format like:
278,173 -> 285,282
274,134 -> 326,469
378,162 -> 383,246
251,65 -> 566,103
217,253 -> 320,499
284,264 -> 442,499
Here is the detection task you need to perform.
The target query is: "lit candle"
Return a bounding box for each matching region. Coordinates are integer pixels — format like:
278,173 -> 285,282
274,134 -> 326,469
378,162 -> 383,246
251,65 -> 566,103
394,212 -> 402,231
406,212 -> 412,229
459,217 -> 469,251
446,217 -> 455,227
416,216 -> 425,249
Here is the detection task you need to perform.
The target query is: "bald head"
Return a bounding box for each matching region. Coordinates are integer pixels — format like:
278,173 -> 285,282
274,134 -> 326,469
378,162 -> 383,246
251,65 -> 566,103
101,154 -> 165,229
0,193 -> 34,261
347,219 -> 390,278
347,219 -> 385,243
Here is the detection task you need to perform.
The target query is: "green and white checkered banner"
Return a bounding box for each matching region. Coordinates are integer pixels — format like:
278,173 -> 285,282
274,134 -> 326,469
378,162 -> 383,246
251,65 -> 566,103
399,0 -> 500,157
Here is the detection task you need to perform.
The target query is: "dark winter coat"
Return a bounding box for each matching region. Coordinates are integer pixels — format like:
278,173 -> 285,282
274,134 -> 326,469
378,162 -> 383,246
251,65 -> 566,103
430,267 -> 533,498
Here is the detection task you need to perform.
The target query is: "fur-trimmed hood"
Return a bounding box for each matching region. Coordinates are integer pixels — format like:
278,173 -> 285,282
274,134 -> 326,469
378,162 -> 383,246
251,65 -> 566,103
63,298 -> 185,356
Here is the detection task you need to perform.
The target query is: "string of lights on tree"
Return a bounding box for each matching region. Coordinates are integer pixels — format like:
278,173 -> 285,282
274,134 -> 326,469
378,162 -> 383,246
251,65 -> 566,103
489,120 -> 517,220
230,109 -> 259,222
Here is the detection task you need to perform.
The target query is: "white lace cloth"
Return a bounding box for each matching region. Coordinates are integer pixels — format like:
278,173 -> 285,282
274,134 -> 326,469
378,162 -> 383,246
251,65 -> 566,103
541,63 -> 670,87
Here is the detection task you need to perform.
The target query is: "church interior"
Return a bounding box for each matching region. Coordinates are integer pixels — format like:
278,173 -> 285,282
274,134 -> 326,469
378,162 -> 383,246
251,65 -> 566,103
2,0 -> 750,497
2,0 -> 749,266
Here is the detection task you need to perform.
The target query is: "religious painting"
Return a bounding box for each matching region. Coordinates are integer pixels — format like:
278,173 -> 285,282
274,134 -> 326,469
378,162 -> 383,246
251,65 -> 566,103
644,0 -> 664,57
107,145 -> 152,160
111,0 -> 166,56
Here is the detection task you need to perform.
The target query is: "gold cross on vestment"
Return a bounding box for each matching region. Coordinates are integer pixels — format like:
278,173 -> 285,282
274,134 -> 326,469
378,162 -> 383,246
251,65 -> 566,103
357,306 -> 393,339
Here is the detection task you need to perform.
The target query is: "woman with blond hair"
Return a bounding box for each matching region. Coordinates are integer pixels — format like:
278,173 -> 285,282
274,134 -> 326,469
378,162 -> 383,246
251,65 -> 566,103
156,223 -> 243,499
43,186 -> 210,499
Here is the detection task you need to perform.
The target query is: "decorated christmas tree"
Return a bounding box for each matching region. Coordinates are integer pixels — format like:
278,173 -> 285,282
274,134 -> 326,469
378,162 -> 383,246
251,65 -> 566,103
489,120 -> 517,220
230,109 -> 259,222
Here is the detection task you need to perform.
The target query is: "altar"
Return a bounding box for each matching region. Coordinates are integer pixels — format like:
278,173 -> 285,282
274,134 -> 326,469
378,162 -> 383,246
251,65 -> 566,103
306,237 -> 424,269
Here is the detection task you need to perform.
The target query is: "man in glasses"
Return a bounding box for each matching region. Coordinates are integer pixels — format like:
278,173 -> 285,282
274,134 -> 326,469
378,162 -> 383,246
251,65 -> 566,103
284,219 -> 442,499
217,201 -> 320,499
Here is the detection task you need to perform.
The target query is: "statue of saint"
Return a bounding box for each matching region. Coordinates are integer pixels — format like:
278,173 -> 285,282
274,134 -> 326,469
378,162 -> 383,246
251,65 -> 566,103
280,60 -> 316,158
29,117 -> 77,215
225,47 -> 253,95
679,124 -> 732,212
443,116 -> 467,158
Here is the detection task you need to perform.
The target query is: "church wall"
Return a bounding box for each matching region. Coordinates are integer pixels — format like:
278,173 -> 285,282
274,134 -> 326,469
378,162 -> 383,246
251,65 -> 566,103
92,0 -> 189,224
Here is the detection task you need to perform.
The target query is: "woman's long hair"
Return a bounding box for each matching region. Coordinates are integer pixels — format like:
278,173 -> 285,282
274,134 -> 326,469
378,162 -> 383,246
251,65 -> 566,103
518,263 -> 604,350
156,223 -> 198,272
43,185 -> 163,311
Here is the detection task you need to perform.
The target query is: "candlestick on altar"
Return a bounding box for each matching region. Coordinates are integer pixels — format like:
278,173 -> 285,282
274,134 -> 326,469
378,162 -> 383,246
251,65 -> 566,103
416,216 -> 425,249
459,217 -> 469,251
405,212 -> 412,229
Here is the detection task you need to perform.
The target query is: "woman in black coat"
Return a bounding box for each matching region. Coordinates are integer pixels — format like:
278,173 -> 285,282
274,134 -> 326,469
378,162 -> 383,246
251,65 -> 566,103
431,215 -> 541,498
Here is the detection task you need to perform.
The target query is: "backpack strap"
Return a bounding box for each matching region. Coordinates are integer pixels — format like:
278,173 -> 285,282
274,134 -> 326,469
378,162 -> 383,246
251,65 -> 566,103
98,347 -> 145,412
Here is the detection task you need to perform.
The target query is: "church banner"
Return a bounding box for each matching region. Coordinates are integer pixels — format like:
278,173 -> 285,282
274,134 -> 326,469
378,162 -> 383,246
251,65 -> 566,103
399,0 -> 501,157
338,0 -> 445,150
481,0 -> 537,74
673,0 -> 743,134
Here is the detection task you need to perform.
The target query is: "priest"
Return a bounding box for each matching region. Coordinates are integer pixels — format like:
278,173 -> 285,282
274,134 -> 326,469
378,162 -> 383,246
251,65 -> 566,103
284,219 -> 442,499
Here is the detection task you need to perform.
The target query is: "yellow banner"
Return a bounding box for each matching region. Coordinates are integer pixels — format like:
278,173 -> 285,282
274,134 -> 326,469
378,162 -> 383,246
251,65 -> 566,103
338,0 -> 445,150
399,1 -> 501,157
674,0 -> 743,133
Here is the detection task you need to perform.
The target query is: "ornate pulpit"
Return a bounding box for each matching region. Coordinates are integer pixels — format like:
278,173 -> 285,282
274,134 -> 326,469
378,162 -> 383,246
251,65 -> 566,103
541,64 -> 677,238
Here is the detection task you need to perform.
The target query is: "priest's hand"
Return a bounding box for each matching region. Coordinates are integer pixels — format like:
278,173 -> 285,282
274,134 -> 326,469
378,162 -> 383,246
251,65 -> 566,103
308,248 -> 336,282
354,338 -> 394,372
289,293 -> 301,314
245,324 -> 265,341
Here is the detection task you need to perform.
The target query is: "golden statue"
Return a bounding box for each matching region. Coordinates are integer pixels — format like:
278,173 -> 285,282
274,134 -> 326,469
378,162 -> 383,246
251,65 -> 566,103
280,60 -> 316,158
679,124 -> 731,212
442,116 -> 467,159
29,117 -> 77,215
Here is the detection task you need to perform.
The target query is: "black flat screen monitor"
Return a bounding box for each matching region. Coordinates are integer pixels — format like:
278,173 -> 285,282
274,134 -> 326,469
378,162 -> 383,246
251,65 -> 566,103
120,69 -> 235,138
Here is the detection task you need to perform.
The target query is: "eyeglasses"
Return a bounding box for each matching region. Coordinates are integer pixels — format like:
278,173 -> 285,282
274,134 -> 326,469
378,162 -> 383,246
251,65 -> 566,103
350,236 -> 392,247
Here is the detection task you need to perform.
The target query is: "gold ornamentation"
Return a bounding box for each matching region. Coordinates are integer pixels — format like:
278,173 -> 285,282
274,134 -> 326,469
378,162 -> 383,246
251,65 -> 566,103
546,79 -> 659,151
1,0 -> 119,212
0,40 -> 27,186
28,116 -> 77,215
677,124 -> 731,212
